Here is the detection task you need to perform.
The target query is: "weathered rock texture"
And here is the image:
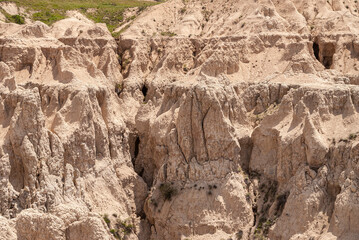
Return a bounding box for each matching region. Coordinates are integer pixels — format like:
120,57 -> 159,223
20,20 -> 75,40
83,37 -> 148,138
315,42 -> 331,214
1,0 -> 359,239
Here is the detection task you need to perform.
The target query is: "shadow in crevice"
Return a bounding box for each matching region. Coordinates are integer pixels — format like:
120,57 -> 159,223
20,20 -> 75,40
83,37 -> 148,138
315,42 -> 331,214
313,42 -> 320,61
141,84 -> 148,98
313,40 -> 335,69
129,134 -> 140,170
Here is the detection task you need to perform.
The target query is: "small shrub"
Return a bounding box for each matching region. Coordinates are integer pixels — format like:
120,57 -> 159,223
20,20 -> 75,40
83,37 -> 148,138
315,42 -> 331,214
149,198 -> 158,207
7,14 -> 25,25
103,214 -> 111,228
254,217 -> 274,239
202,9 -> 212,21
127,15 -> 136,22
161,31 -> 176,37
159,182 -> 177,201
349,133 -> 357,140
122,59 -> 130,69
115,82 -> 123,95
238,166 -> 249,179
109,229 -> 120,239
138,5 -> 147,12
118,220 -> 134,235
245,193 -> 251,202
183,64 -> 189,72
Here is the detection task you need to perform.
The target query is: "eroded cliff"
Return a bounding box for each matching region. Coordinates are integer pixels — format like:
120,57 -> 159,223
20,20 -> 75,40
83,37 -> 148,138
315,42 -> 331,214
0,0 -> 359,239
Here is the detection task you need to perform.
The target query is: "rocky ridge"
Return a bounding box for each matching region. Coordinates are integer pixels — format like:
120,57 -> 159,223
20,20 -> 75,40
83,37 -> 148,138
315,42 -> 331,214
0,0 -> 359,240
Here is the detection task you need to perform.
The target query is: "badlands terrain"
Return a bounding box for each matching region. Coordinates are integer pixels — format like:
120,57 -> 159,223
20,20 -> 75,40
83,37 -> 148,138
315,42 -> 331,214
0,0 -> 359,239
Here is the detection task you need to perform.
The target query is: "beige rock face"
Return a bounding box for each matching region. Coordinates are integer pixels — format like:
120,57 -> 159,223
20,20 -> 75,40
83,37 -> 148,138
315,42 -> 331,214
1,0 -> 359,240
0,15 -> 146,240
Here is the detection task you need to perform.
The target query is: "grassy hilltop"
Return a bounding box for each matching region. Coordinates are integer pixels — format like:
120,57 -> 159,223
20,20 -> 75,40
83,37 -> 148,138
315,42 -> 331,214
0,0 -> 163,32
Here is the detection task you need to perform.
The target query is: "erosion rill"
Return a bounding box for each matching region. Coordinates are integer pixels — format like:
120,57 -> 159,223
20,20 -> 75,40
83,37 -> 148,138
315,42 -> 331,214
1,0 -> 359,239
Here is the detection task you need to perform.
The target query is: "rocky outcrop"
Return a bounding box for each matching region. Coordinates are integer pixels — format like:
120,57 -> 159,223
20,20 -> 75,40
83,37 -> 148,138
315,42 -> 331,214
1,0 -> 359,239
0,16 -> 147,240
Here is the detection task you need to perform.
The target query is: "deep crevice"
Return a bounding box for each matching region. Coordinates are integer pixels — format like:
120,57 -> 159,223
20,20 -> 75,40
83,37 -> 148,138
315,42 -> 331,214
141,84 -> 148,98
129,133 -> 144,178
313,42 -> 320,61
133,137 -> 140,167
275,191 -> 289,217
313,40 -> 335,69
136,209 -> 147,220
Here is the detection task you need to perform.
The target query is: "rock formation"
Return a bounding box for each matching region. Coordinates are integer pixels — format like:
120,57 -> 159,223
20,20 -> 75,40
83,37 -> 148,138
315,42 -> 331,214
1,0 -> 359,239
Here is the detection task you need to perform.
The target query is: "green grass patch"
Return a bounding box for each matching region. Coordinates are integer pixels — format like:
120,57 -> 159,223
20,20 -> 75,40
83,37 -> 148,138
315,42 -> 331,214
0,0 -> 161,31
8,14 -> 25,24
0,9 -> 25,24
161,31 -> 176,37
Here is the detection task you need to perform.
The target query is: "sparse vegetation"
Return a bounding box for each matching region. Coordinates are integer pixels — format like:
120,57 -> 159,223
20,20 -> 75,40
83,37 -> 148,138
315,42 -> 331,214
349,133 -> 357,140
110,219 -> 135,239
202,9 -> 213,22
115,82 -> 123,96
103,214 -> 111,228
183,64 -> 189,72
0,9 -> 25,24
104,215 -> 135,239
254,217 -> 275,239
159,182 -> 177,201
7,14 -> 25,24
245,193 -> 251,202
0,0 -> 160,32
121,58 -> 131,72
113,24 -> 131,37
337,132 -> 359,143
118,220 -> 135,235
161,31 -> 177,37
253,102 -> 279,126
238,166 -> 249,181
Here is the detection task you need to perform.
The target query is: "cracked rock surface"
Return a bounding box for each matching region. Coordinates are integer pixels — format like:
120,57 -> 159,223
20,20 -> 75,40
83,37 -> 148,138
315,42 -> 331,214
1,0 -> 359,239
